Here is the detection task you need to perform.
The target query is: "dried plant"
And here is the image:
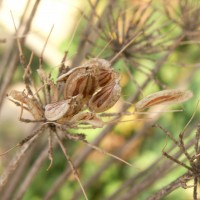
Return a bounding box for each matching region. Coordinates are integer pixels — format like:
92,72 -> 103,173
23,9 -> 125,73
164,0 -> 200,40
151,105 -> 200,200
1,0 -> 200,200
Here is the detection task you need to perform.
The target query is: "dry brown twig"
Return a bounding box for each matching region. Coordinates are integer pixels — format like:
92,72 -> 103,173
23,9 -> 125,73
0,0 -> 41,109
152,100 -> 200,199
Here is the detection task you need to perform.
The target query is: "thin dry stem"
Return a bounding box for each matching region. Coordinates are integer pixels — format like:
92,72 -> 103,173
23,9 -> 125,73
47,128 -> 54,171
39,25 -> 54,67
54,129 -> 88,200
0,126 -> 44,191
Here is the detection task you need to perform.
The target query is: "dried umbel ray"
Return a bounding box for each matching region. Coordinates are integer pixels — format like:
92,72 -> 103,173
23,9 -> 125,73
9,90 -> 44,120
135,89 -> 193,111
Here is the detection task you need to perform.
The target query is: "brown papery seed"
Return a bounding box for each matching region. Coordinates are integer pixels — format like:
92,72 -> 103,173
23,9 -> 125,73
88,80 -> 121,113
135,89 -> 193,111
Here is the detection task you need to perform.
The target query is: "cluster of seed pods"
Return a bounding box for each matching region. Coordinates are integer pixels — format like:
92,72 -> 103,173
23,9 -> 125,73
44,58 -> 121,127
10,56 -> 193,128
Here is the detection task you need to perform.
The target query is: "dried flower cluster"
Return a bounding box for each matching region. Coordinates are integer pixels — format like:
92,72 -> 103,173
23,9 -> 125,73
5,53 -> 124,200
9,58 -> 121,129
1,0 -> 200,200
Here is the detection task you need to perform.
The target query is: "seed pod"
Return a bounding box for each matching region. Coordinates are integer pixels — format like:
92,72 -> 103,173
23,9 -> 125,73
57,66 -> 87,82
57,65 -> 98,101
63,71 -> 98,100
45,99 -> 71,121
57,58 -> 118,99
135,89 -> 193,111
45,95 -> 84,122
88,79 -> 121,113
82,58 -> 116,87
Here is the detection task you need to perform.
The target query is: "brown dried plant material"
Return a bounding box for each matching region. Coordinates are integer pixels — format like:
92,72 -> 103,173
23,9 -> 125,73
3,7 -> 144,198
63,69 -> 98,101
45,99 -> 72,121
135,89 -> 193,111
81,58 -> 114,87
55,57 -> 122,118
57,63 -> 98,102
57,58 -> 118,99
9,90 -> 44,120
69,112 -> 104,128
5,57 -> 126,200
9,56 -> 122,127
45,94 -> 84,123
88,77 -> 121,113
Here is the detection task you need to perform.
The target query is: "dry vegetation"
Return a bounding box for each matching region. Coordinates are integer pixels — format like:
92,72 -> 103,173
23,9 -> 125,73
1,0 -> 200,200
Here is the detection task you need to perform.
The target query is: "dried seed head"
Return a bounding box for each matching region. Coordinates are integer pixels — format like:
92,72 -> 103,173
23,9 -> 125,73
57,58 -> 120,113
135,89 -> 193,111
88,78 -> 121,113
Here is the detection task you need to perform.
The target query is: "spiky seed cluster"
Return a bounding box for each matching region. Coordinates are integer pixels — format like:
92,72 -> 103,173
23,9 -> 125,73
9,58 -> 121,128
165,0 -> 200,40
45,58 -> 121,126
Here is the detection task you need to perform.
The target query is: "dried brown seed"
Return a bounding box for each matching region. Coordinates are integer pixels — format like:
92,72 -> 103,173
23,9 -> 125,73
82,58 -> 116,87
45,95 -> 84,122
63,70 -> 98,100
88,78 -> 121,113
45,99 -> 71,121
135,89 -> 193,111
57,58 -> 118,99
57,65 -> 98,101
